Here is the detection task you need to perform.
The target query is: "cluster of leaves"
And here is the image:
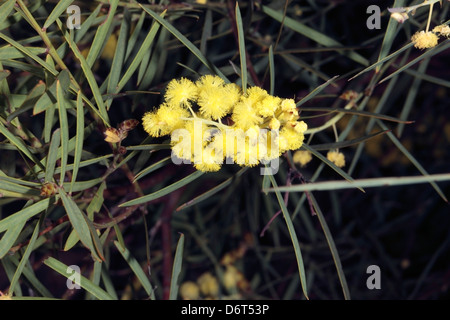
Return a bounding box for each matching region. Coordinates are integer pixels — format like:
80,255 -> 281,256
0,0 -> 449,300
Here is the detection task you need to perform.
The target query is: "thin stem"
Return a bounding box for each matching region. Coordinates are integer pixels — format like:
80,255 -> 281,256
426,2 -> 434,32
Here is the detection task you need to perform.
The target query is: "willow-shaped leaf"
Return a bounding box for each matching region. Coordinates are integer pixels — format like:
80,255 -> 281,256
169,233 -> 185,300
121,170 -> 204,207
44,257 -> 113,300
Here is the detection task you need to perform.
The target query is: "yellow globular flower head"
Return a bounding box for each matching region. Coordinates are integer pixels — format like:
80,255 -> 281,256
197,83 -> 241,120
165,78 -> 198,107
179,281 -> 200,300
293,150 -> 312,167
327,150 -> 346,168
196,74 -> 225,91
278,98 -> 299,123
411,31 -> 439,49
256,95 -> 281,117
142,103 -> 189,137
278,120 -> 307,154
231,97 -> 263,131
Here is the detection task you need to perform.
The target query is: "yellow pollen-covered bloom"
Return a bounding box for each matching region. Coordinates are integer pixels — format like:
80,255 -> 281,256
411,31 -> 439,49
143,104 -> 189,137
231,98 -> 263,131
196,74 -> 225,91
278,126 -> 305,154
256,95 -> 281,117
327,150 -> 346,167
165,78 -> 198,107
246,86 -> 268,103
281,98 -> 296,112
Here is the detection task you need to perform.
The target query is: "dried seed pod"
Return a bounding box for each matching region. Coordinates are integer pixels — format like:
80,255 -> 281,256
104,127 -> 121,143
120,119 -> 139,132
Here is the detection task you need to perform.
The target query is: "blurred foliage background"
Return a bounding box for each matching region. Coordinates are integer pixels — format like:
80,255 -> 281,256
0,0 -> 449,300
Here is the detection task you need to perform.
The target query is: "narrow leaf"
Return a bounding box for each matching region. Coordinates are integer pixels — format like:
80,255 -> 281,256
267,173 -> 309,299
45,129 -> 61,183
43,0 -> 74,30
310,193 -> 351,300
59,190 -> 102,261
117,12 -> 163,93
169,233 -> 184,300
263,173 -> 450,193
0,0 -> 16,28
121,170 -> 204,207
139,4 -> 228,82
44,257 -> 113,300
236,3 -> 247,93
0,221 -> 26,259
0,199 -> 50,233
114,241 -> 155,299
56,80 -> 69,187
70,91 -> 84,193
86,0 -> 119,68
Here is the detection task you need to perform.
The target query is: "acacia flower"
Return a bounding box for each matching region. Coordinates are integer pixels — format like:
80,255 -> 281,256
411,31 -> 439,49
164,78 -> 198,107
278,125 -> 306,154
197,83 -> 241,120
327,150 -> 345,168
142,104 -> 189,137
231,97 -> 263,131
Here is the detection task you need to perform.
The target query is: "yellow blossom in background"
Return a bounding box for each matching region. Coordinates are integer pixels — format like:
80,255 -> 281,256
327,151 -> 346,168
411,31 -> 439,49
197,272 -> 219,298
293,150 -> 312,167
100,33 -> 118,60
223,265 -> 249,292
433,24 -> 450,38
180,281 -> 200,300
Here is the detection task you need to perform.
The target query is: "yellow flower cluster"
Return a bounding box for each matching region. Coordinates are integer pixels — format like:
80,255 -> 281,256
142,75 -> 308,172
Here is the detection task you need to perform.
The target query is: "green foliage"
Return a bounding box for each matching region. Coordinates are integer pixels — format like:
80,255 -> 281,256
0,0 -> 449,300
